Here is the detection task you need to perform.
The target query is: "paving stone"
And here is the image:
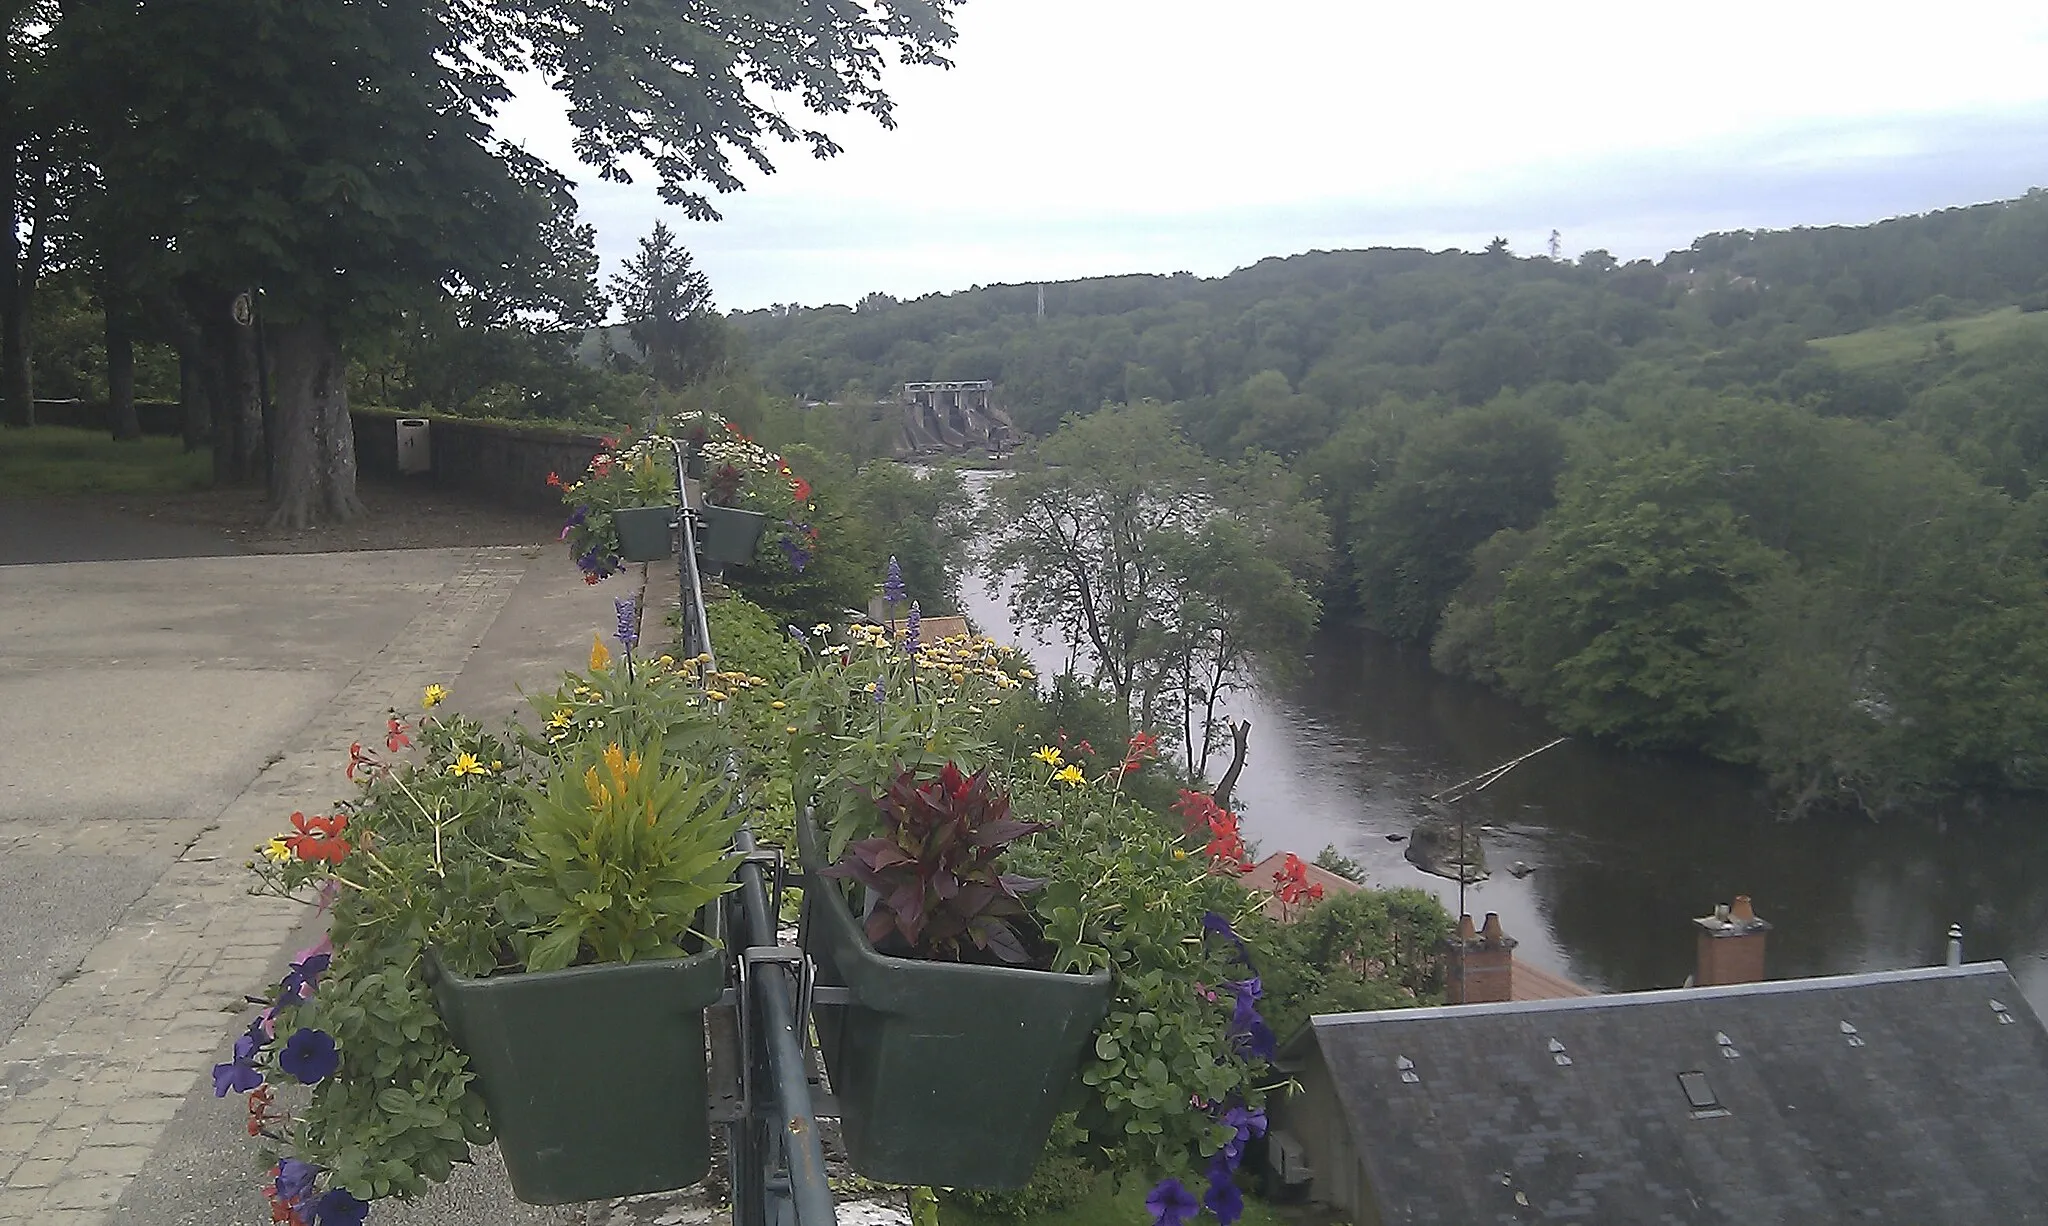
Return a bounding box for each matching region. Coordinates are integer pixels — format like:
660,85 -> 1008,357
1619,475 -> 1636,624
5,1155 -> 70,1187
66,1144 -> 152,1179
42,1174 -> 129,1209
24,1127 -> 86,1162
0,1119 -> 42,1155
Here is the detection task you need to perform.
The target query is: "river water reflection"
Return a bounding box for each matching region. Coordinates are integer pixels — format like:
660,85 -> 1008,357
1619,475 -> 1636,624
956,478 -> 2048,1014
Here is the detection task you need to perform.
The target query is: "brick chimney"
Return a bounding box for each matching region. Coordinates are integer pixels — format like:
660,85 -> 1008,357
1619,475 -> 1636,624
1694,895 -> 1771,986
1445,912 -> 1516,1004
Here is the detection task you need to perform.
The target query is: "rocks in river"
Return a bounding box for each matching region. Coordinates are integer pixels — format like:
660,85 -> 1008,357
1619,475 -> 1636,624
1404,808 -> 1489,883
1384,833 -> 1407,843
1509,860 -> 1535,879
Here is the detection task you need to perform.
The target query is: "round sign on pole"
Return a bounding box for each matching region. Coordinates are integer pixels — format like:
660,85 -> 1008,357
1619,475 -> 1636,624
231,292 -> 253,327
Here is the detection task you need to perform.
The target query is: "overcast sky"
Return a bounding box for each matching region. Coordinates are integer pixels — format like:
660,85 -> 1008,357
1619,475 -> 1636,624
495,0 -> 2048,313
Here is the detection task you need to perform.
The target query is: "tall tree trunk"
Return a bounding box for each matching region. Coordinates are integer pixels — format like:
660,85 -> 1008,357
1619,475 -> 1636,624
175,343 -> 209,451
0,131 -> 26,429
265,317 -> 364,529
1210,719 -> 1252,811
0,287 -> 31,428
106,308 -> 137,440
188,285 -> 264,484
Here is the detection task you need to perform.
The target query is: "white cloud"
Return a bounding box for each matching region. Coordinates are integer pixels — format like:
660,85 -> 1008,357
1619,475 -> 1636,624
493,0 -> 2048,309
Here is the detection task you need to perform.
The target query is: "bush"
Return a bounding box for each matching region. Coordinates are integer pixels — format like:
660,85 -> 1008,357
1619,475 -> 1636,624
703,595 -> 805,685
1248,888 -> 1453,1043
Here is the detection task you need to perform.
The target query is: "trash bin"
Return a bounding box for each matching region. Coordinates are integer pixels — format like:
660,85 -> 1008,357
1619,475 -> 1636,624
396,418 -> 431,475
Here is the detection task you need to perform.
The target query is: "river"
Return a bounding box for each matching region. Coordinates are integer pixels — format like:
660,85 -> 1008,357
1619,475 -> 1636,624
954,474 -> 2048,1015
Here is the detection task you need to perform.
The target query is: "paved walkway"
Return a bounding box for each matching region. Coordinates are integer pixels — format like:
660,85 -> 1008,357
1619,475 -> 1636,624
0,503 -> 642,1224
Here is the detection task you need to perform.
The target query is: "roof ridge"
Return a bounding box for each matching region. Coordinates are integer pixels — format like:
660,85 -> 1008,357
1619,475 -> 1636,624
1308,961 -> 2016,1028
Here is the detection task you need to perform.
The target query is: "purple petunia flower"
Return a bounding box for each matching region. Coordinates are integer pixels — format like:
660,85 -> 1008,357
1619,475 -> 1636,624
872,675 -> 886,706
904,601 -> 921,653
787,625 -> 808,649
313,1186 -> 370,1226
273,1157 -> 320,1206
1202,910 -> 1253,965
1146,1178 -> 1200,1226
614,596 -> 639,650
779,535 -> 812,573
212,1058 -> 263,1097
1224,978 -> 1278,1062
1221,1103 -> 1268,1159
883,555 -> 906,605
1203,1173 -> 1245,1226
280,1027 -> 340,1085
559,506 -> 588,541
279,950 -> 332,1005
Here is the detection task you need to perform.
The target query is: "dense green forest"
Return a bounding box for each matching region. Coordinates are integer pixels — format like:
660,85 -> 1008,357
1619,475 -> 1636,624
736,192 -> 2048,813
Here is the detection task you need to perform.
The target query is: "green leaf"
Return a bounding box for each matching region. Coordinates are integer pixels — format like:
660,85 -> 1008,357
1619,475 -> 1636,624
524,923 -> 584,972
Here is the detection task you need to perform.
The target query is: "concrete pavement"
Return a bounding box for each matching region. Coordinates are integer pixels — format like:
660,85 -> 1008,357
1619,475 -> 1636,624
0,517 -> 650,1224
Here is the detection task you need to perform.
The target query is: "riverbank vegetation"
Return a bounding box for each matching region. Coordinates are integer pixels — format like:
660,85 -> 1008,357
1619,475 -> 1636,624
738,191 -> 2048,814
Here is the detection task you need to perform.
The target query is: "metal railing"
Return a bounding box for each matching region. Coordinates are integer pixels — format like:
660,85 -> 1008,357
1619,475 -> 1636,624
667,440 -> 837,1226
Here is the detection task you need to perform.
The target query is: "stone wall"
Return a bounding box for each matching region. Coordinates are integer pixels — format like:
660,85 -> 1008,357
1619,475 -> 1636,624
350,409 -> 606,511
33,399 -> 184,435
30,400 -> 605,514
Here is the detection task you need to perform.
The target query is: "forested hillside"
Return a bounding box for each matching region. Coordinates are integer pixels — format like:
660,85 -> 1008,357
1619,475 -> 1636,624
738,192 -> 2048,813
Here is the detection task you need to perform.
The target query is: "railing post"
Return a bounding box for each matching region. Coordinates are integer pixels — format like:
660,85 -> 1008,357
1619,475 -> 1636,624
669,432 -> 836,1226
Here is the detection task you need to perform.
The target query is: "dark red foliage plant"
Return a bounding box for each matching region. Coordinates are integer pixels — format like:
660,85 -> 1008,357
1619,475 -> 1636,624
819,763 -> 1050,965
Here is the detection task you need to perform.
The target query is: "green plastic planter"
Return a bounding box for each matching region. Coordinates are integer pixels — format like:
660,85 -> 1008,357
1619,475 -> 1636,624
610,506 -> 675,563
797,813 -> 1113,1189
696,504 -> 770,567
427,945 -> 725,1205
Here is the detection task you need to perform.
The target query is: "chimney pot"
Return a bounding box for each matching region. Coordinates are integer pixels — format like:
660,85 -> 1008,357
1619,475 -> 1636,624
1694,895 -> 1771,987
1445,913 -> 1515,1004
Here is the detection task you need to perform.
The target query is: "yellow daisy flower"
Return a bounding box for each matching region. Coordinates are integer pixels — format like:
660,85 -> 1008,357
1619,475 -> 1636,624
1054,765 -> 1086,787
260,838 -> 293,864
422,683 -> 449,709
1032,746 -> 1063,768
449,753 -> 487,777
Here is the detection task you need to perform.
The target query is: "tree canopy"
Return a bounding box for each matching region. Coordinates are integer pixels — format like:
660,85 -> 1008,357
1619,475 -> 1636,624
5,0 -> 961,524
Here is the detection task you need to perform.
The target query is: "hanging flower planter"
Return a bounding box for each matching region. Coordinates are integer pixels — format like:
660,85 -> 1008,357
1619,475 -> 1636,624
696,504 -> 770,567
427,942 -> 726,1205
796,808 -> 1113,1189
610,506 -> 675,563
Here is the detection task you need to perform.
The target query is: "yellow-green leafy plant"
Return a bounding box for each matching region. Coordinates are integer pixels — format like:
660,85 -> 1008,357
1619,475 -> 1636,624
502,738 -> 744,971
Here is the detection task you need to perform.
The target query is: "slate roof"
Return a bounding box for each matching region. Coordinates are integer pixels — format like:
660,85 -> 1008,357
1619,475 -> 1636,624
1294,963 -> 2048,1224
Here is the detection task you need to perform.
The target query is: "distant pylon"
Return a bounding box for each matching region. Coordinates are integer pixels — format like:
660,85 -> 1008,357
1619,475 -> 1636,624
1548,229 -> 1562,260
1036,284 -> 1045,320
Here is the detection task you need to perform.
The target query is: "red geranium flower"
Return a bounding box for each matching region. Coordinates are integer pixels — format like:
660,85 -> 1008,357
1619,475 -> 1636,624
545,471 -> 562,488
385,718 -> 411,753
284,812 -> 351,864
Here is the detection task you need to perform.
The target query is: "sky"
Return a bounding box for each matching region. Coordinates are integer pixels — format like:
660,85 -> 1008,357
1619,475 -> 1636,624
493,0 -> 2048,313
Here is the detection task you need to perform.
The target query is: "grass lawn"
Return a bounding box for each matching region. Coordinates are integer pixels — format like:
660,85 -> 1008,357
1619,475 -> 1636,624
942,1178 -> 1303,1226
0,426 -> 211,497
1810,306 -> 2048,371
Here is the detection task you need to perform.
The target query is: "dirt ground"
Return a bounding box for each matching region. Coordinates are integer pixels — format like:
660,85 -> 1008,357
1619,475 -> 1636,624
62,477 -> 566,554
